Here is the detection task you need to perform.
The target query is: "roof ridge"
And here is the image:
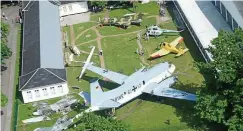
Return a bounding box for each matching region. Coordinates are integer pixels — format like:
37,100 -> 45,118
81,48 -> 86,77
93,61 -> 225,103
19,68 -> 38,77
44,68 -> 66,82
19,68 -> 39,91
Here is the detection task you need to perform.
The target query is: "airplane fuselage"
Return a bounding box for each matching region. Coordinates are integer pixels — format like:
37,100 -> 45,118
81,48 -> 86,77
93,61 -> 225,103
90,63 -> 176,111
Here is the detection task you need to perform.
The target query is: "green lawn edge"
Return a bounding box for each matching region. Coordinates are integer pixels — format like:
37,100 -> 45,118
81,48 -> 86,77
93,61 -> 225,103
11,24 -> 21,131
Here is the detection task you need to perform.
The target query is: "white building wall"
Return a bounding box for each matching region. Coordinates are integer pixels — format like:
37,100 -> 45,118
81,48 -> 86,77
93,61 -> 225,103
22,82 -> 69,103
59,2 -> 88,17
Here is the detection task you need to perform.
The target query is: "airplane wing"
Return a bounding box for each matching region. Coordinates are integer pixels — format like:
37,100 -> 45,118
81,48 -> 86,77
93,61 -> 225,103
143,77 -> 196,101
169,36 -> 184,47
98,99 -> 121,108
87,64 -> 128,85
150,48 -> 170,58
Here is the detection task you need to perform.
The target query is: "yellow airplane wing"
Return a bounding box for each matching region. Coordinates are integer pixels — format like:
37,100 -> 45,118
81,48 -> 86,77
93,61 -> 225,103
169,36 -> 184,47
150,48 -> 170,58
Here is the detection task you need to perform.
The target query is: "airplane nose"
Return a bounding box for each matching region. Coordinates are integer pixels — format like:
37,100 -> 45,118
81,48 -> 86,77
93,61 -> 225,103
150,54 -> 160,59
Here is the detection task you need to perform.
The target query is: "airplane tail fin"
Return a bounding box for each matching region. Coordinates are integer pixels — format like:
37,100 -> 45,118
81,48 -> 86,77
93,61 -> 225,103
175,48 -> 189,57
78,46 -> 95,79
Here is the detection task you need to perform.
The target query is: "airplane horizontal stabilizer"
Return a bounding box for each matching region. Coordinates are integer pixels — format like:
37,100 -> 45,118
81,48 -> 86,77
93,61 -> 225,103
143,77 -> 196,101
175,48 -> 189,57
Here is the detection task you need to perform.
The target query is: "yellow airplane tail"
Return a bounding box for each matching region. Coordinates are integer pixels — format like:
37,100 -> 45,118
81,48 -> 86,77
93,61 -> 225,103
175,48 -> 189,57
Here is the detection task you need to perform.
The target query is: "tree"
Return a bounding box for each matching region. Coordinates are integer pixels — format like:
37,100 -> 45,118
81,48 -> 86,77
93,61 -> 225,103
1,22 -> 12,65
90,1 -> 107,7
195,29 -> 243,131
1,92 -> 8,107
1,43 -> 12,64
69,113 -> 131,131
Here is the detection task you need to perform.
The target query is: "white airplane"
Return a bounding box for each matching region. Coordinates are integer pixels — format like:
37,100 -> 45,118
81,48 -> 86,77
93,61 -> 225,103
146,25 -> 184,36
79,46 -> 196,112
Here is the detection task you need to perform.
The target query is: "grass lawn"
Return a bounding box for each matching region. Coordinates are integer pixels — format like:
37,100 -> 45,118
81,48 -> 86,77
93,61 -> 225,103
73,22 -> 96,37
76,29 -> 97,44
12,24 -> 23,131
17,2 -> 207,131
76,41 -> 99,54
101,35 -> 141,75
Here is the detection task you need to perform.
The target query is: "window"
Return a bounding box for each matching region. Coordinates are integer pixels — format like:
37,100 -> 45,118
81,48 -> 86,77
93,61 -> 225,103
27,91 -> 32,99
68,5 -> 72,11
219,2 -> 222,14
221,3 -> 226,19
63,6 -> 67,12
233,19 -> 238,30
58,85 -> 63,93
226,11 -> 232,28
216,1 -> 220,9
50,87 -> 55,94
35,90 -> 40,97
42,88 -> 48,96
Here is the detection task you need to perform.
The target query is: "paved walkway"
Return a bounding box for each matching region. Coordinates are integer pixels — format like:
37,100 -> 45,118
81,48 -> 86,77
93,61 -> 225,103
136,33 -> 150,66
1,5 -> 20,131
92,27 -> 106,69
70,25 -> 75,46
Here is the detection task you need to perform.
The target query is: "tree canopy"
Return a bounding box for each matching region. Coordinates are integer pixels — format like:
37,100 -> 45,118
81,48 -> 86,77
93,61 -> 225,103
68,113 -> 130,131
195,29 -> 243,131
90,1 -> 107,7
1,22 -> 12,65
1,92 -> 8,107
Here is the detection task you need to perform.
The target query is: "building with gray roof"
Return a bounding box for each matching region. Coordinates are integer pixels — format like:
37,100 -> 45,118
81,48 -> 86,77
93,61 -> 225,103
19,1 -> 69,103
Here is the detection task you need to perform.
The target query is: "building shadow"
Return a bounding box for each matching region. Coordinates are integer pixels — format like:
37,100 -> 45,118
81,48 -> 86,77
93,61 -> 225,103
166,3 -> 205,63
81,74 -> 120,90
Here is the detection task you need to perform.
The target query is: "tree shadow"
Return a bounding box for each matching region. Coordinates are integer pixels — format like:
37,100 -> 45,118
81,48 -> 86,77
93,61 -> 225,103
1,66 -> 8,72
138,81 -> 220,130
16,23 -> 24,103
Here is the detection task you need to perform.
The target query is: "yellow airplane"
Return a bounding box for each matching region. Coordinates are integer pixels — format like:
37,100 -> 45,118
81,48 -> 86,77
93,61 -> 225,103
150,36 -> 189,59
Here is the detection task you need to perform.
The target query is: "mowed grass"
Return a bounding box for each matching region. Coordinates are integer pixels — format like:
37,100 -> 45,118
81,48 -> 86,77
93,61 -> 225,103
65,2 -> 205,131
73,22 -> 96,36
101,35 -> 141,75
76,29 -> 97,44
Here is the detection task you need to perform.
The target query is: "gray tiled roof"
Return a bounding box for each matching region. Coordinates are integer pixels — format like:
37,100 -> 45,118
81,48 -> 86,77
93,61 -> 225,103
20,1 -> 66,90
19,68 -> 66,90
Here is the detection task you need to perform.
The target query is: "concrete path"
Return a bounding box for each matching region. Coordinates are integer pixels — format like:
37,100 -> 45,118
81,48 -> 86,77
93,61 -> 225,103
92,27 -> 106,69
1,5 -> 20,131
70,25 -> 75,46
136,33 -> 150,66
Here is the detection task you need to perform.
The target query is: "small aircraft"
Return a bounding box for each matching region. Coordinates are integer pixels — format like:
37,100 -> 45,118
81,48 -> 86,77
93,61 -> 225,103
146,25 -> 184,36
98,13 -> 144,29
33,96 -> 78,116
34,115 -> 73,131
150,36 -> 189,59
78,46 -> 196,112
